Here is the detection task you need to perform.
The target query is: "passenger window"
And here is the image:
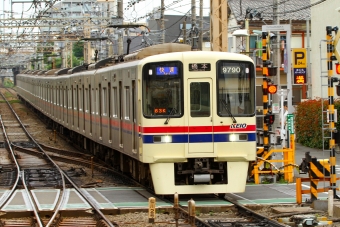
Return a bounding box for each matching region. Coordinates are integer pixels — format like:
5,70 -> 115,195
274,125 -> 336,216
113,87 -> 118,118
102,87 -> 107,116
190,82 -> 210,117
125,86 -> 130,120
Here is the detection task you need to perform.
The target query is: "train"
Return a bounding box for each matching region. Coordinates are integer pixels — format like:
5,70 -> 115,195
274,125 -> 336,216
16,43 -> 256,195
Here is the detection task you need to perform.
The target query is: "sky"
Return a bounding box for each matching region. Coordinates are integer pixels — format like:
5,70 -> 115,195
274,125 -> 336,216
0,0 -> 211,21
0,0 -> 36,18
123,0 -> 211,23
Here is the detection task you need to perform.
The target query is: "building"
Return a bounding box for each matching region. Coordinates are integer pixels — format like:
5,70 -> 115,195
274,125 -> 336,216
42,0 -> 116,66
310,0 -> 340,99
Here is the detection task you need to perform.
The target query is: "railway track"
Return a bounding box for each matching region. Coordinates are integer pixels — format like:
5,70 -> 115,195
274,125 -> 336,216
0,87 -> 289,227
0,101 -> 55,226
13,144 -> 290,226
0,89 -> 114,227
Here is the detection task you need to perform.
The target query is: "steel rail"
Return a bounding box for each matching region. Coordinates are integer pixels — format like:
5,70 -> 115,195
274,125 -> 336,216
61,171 -> 116,227
0,91 -> 67,227
1,90 -> 113,227
224,194 -> 287,227
0,98 -> 43,226
0,115 -> 21,208
21,171 -> 44,227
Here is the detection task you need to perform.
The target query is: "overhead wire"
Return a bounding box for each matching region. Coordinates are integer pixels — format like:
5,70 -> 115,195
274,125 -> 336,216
0,0 -> 330,67
243,0 -> 326,18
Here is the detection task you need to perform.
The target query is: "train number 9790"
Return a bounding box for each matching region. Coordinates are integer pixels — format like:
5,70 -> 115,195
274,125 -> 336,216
221,66 -> 241,74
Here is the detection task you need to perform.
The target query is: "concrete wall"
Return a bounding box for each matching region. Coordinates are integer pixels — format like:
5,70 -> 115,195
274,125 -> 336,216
311,0 -> 340,99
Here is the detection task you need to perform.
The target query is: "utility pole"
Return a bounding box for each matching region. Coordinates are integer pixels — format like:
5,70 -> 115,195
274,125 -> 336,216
191,0 -> 196,27
183,20 -> 187,44
210,0 -> 228,51
191,0 -> 197,49
307,18 -> 311,98
107,2 -> 113,57
273,0 -> 280,90
83,18 -> 92,64
160,0 -> 165,43
272,0 -> 280,142
199,0 -> 203,50
245,18 -> 249,53
117,0 -> 124,55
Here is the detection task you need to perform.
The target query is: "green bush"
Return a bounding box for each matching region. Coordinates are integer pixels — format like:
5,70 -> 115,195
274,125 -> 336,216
295,98 -> 340,149
3,78 -> 14,88
295,99 -> 325,148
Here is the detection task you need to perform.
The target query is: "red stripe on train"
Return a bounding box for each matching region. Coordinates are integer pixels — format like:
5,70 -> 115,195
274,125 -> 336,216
141,125 -> 256,133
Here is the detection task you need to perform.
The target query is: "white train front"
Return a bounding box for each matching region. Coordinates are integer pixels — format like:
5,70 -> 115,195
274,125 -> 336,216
16,43 -> 256,195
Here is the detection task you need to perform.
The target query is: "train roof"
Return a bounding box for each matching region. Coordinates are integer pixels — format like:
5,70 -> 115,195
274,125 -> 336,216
123,43 -> 192,61
18,43 -> 254,78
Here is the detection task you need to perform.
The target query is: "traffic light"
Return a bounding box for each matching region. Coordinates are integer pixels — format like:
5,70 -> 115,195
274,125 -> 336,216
268,66 -> 278,76
264,114 -> 275,125
336,63 -> 340,74
268,84 -> 277,94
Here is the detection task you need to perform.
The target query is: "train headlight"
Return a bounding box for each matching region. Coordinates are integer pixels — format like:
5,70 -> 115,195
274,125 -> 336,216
229,134 -> 237,142
153,135 -> 172,143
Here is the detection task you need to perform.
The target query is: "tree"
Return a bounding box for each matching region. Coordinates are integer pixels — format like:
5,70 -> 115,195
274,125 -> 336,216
73,41 -> 84,58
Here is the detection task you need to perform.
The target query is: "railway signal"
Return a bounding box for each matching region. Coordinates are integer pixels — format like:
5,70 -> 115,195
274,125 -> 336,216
264,114 -> 275,125
267,84 -> 277,95
336,63 -> 340,74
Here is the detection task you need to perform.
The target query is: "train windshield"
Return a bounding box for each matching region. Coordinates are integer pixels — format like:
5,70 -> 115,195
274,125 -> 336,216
142,62 -> 183,118
217,61 -> 255,116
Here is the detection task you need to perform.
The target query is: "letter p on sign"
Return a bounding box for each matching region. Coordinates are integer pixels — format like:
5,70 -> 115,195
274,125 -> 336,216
292,48 -> 307,68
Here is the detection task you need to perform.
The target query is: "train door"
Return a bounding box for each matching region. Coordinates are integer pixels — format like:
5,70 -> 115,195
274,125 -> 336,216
132,80 -> 136,153
89,85 -> 93,135
70,85 -> 75,128
49,85 -> 52,116
108,82 -> 112,143
58,85 -> 61,122
60,85 -> 63,122
75,85 -> 81,130
187,79 -> 214,153
65,86 -> 68,126
99,84 -> 103,139
119,81 -> 123,148
82,84 -> 85,133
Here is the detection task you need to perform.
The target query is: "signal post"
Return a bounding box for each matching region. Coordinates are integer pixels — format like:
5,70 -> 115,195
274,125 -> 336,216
261,32 -> 277,154
253,26 -> 296,184
261,31 -> 270,154
295,26 -> 340,202
327,26 -> 340,199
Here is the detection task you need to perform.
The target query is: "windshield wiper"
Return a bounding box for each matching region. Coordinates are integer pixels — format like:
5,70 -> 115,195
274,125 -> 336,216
220,99 -> 237,123
164,108 -> 177,125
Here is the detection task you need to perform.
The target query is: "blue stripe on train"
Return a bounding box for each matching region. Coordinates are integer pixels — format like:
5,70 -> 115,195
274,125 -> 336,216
142,133 -> 256,143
